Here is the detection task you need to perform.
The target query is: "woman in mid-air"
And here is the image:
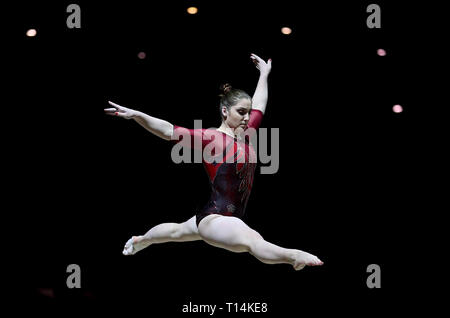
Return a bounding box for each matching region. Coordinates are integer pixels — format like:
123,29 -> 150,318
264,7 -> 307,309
104,54 -> 323,270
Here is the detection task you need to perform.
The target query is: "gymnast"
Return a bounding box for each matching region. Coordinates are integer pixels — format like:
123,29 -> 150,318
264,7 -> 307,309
104,54 -> 323,270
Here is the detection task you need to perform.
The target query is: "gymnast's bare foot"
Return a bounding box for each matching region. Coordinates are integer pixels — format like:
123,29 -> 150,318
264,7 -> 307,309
122,236 -> 151,255
292,250 -> 324,270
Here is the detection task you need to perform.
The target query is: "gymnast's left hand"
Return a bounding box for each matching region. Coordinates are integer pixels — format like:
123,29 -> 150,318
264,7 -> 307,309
250,53 -> 272,76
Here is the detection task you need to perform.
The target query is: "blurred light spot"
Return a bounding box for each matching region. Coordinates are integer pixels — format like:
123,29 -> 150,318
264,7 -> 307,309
377,48 -> 386,56
37,288 -> 55,298
138,52 -> 146,59
281,27 -> 292,35
26,29 -> 37,37
393,104 -> 403,113
187,7 -> 198,14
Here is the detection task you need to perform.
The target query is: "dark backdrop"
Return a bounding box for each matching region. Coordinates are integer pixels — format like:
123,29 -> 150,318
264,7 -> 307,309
8,0 -> 438,316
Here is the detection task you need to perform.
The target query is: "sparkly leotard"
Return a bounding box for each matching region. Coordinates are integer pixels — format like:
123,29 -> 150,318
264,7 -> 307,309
171,109 -> 263,226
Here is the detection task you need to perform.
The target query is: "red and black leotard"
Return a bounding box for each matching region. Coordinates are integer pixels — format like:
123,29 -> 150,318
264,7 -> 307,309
172,109 -> 264,226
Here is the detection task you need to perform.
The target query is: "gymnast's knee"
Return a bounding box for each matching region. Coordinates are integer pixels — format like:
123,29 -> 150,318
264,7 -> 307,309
168,223 -> 185,239
171,220 -> 198,239
246,234 -> 265,253
230,230 -> 264,253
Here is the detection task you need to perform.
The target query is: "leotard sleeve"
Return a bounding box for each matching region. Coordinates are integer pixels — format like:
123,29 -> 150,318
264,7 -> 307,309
248,109 -> 263,130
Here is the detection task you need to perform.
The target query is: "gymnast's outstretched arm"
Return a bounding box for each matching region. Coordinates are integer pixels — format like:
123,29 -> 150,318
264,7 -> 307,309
104,101 -> 174,140
250,53 -> 272,114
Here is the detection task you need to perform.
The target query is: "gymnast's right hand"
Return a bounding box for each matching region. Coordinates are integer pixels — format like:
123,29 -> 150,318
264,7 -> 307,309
104,101 -> 137,119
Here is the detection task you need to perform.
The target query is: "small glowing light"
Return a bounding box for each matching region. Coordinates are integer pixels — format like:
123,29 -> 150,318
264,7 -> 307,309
377,48 -> 386,56
393,104 -> 403,113
137,52 -> 146,59
281,27 -> 292,35
187,7 -> 198,14
37,288 -> 55,298
26,29 -> 37,37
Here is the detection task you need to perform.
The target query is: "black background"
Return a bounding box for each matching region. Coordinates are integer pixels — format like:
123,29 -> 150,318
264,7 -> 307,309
7,0 -> 442,316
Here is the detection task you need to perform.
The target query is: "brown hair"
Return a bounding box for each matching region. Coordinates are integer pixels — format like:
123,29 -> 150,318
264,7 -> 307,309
218,83 -> 251,120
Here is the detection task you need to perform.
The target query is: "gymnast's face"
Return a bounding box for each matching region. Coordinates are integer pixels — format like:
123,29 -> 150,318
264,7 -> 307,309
223,98 -> 252,130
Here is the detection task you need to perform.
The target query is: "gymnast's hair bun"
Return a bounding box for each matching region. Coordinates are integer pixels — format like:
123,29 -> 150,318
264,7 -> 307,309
220,83 -> 232,95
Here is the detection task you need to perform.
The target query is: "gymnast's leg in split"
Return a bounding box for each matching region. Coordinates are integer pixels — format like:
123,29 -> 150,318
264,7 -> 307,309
197,214 -> 323,271
122,215 -> 201,255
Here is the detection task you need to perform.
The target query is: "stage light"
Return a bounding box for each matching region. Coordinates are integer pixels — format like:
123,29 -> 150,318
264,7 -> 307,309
187,7 -> 198,14
393,104 -> 403,113
281,27 -> 292,35
26,29 -> 37,37
138,52 -> 146,59
377,48 -> 386,56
